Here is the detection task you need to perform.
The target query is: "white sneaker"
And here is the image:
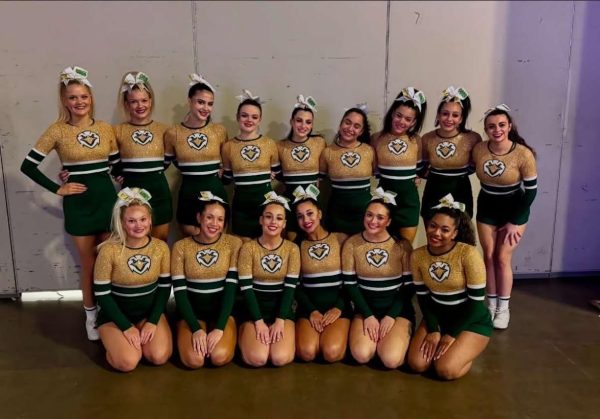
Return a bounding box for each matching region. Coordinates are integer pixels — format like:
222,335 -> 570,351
493,308 -> 510,330
86,318 -> 100,341
488,306 -> 496,321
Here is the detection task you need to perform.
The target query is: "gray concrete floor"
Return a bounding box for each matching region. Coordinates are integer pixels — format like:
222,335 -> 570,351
0,277 -> 599,419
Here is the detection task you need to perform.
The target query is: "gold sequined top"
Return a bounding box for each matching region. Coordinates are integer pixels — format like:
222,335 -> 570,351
277,136 -> 326,186
222,135 -> 281,186
319,142 -> 375,189
238,239 -> 300,285
342,234 -> 410,282
421,130 -> 482,176
164,122 -> 227,176
114,121 -> 168,173
372,131 -> 422,180
300,232 -> 347,278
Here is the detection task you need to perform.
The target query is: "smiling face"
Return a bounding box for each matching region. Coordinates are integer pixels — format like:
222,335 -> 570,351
295,200 -> 322,235
260,203 -> 286,238
62,83 -> 92,120
363,202 -> 391,237
237,104 -> 262,136
426,213 -> 458,252
291,110 -> 313,140
437,102 -> 463,135
391,104 -> 417,136
196,202 -> 226,242
188,89 -> 214,124
338,111 -> 364,144
125,88 -> 152,124
484,114 -> 512,145
122,204 -> 152,241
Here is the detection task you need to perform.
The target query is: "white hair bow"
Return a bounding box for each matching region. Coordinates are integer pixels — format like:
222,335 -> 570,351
484,103 -> 511,116
236,89 -> 266,104
344,102 -> 369,115
371,187 -> 397,206
442,86 -> 469,106
292,184 -> 320,204
121,72 -> 150,93
431,193 -> 466,212
261,191 -> 290,211
294,95 -> 317,112
117,187 -> 152,207
395,87 -> 426,112
198,191 -> 226,204
189,73 -> 216,92
60,66 -> 92,88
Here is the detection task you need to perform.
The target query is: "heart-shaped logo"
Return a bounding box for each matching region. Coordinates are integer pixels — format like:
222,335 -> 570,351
127,254 -> 151,275
241,145 -> 261,162
131,129 -> 154,146
261,254 -> 283,273
340,151 -> 360,168
388,139 -> 408,155
483,159 -> 505,177
365,248 -> 388,268
196,249 -> 219,267
308,243 -> 330,261
428,261 -> 450,282
291,145 -> 310,163
77,131 -> 100,149
187,133 -> 208,150
436,141 -> 456,159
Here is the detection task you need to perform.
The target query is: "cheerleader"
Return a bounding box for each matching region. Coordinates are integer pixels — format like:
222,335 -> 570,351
371,87 -> 427,244
93,188 -> 172,371
421,86 -> 482,220
293,185 -> 351,363
164,73 -> 228,236
222,90 -> 281,239
238,192 -> 299,367
473,105 -> 537,329
172,192 -> 242,368
343,188 -> 414,368
319,105 -> 375,235
408,194 -> 491,380
20,66 -> 120,340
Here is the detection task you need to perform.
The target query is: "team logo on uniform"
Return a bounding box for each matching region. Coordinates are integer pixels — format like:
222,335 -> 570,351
76,131 -> 100,149
428,261 -> 450,282
196,249 -> 219,267
241,145 -> 261,162
388,139 -> 408,155
436,141 -> 456,159
261,254 -> 283,273
366,248 -> 388,268
131,129 -> 154,146
308,243 -> 330,261
187,133 -> 208,150
291,145 -> 310,163
483,159 -> 505,177
127,255 -> 151,275
340,151 -> 361,168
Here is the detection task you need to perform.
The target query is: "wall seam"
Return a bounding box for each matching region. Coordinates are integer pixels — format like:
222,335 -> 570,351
383,0 -> 391,114
0,143 -> 18,294
191,1 -> 199,73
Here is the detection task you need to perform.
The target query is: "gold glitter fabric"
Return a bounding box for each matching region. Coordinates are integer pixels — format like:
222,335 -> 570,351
372,131 -> 422,176
341,234 -> 410,280
319,142 -> 374,186
277,136 -> 326,185
164,122 -> 227,174
472,142 -> 537,188
114,121 -> 168,162
421,130 -> 482,173
238,239 -> 300,282
222,135 -> 280,180
299,232 -> 347,277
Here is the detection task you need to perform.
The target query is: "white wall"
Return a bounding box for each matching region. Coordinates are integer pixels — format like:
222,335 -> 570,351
0,1 -> 596,293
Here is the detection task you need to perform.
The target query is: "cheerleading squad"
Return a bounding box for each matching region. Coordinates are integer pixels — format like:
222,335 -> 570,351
20,66 -> 537,379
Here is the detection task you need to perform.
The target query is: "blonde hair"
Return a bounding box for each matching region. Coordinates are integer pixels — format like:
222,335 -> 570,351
117,71 -> 155,122
98,199 -> 153,250
56,80 -> 95,123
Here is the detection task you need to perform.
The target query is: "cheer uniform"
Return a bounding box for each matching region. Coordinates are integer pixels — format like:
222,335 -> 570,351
421,130 -> 482,219
296,232 -> 352,319
93,238 -> 171,330
373,131 -> 423,229
319,142 -> 375,235
238,239 -> 300,323
164,122 -> 228,226
222,136 -> 281,237
21,121 -> 119,236
114,121 -> 172,225
411,242 -> 492,337
341,234 -> 414,322
171,234 -> 242,331
472,141 -> 537,226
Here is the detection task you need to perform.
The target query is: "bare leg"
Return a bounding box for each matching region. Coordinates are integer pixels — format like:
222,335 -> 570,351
399,226 -> 418,244
71,234 -> 99,307
434,331 -> 490,380
98,322 -> 142,372
138,315 -> 173,366
270,320 -> 295,367
349,315 -> 377,364
320,317 -> 350,363
177,319 -> 206,369
295,318 -> 320,362
151,223 -> 170,242
180,224 -> 200,237
376,317 -> 411,369
208,317 -> 237,367
477,222 -> 498,297
238,321 -> 269,367
407,321 -> 433,373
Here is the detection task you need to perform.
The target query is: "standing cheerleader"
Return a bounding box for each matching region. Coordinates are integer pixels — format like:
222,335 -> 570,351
277,95 -> 326,239
371,87 -> 427,244
293,185 -> 351,363
114,71 -> 172,241
408,194 -> 491,380
172,192 -> 242,368
473,105 -> 537,329
342,189 -> 414,369
222,90 -> 281,239
164,73 -> 228,236
93,188 -> 172,372
20,66 -> 120,340
238,192 -> 299,367
319,105 -> 375,235
421,86 -> 482,220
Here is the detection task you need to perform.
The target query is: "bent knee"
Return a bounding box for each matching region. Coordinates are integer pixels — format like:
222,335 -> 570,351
242,350 -> 268,367
210,347 -> 234,367
181,351 -> 205,369
270,351 -> 294,367
407,354 -> 429,374
379,353 -> 404,370
145,348 -> 172,366
350,345 -> 375,364
109,353 -> 141,372
434,361 -> 464,381
321,343 -> 346,363
296,344 -> 318,362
